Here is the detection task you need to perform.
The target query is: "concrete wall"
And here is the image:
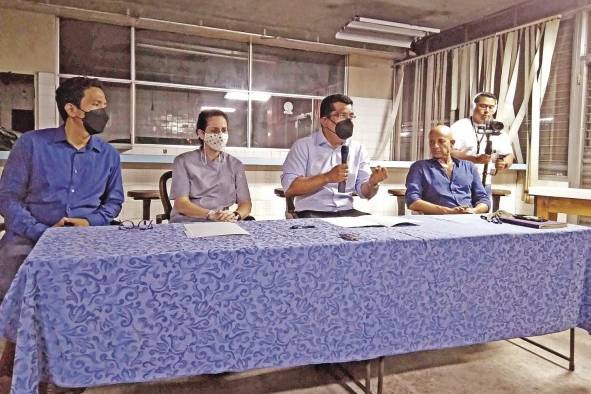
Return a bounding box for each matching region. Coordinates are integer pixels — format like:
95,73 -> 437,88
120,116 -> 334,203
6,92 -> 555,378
0,9 -> 56,74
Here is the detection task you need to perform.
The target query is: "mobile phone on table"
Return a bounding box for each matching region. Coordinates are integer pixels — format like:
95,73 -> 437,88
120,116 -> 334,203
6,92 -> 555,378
513,214 -> 547,222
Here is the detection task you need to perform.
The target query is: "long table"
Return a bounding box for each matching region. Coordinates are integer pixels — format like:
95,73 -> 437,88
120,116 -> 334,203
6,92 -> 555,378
1,216 -> 590,393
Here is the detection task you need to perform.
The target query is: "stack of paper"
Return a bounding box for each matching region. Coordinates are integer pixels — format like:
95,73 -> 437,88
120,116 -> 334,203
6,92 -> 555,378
321,215 -> 419,228
184,222 -> 250,238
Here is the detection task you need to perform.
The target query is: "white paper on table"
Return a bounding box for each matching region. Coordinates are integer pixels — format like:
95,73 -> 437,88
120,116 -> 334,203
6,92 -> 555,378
321,215 -> 419,228
184,222 -> 250,238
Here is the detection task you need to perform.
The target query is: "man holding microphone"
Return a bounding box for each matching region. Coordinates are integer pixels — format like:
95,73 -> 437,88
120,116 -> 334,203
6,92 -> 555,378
281,94 -> 387,218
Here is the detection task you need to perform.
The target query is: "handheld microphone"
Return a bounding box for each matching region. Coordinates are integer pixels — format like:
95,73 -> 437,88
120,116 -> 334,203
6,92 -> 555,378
338,145 -> 349,193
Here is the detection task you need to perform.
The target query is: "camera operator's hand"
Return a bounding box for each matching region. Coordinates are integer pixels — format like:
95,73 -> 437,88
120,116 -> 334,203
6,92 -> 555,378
473,154 -> 491,164
324,164 -> 348,183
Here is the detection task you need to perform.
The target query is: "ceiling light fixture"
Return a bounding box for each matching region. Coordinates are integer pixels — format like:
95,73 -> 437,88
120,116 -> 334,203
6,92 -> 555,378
336,17 -> 440,48
200,106 -> 236,113
224,91 -> 271,102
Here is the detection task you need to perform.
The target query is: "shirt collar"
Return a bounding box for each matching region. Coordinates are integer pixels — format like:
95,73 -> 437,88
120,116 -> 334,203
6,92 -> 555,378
52,125 -> 102,152
429,157 -> 460,166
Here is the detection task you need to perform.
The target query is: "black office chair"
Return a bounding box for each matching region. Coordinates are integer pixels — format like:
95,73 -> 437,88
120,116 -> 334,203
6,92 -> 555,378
156,171 -> 173,224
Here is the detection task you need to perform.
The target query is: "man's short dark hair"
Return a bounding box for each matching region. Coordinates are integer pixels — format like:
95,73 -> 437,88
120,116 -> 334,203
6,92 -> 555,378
196,109 -> 230,147
320,94 -> 353,118
473,92 -> 497,104
55,77 -> 105,122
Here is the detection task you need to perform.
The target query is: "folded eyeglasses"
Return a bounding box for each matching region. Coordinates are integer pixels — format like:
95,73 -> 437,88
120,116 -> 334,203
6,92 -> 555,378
118,220 -> 154,230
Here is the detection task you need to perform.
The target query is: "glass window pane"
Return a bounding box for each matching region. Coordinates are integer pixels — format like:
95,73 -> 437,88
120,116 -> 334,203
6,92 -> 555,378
252,96 -> 319,149
135,85 -> 247,146
60,19 -> 130,79
252,45 -> 345,96
0,73 -> 34,151
58,79 -> 130,145
538,18 -> 572,180
101,82 -> 131,144
135,30 -> 248,89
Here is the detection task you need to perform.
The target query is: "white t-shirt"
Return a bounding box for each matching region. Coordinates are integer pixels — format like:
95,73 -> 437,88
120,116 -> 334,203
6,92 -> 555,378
450,118 -> 513,156
450,117 -> 513,179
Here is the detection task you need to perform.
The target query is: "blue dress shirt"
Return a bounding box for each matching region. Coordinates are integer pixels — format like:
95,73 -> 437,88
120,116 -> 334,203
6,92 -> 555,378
405,158 -> 490,210
0,126 -> 124,242
281,131 -> 372,212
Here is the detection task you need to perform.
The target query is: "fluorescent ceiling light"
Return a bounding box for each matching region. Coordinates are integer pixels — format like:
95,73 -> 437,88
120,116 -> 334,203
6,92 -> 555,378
355,17 -> 440,34
200,106 -> 236,113
336,31 -> 413,48
224,91 -> 271,102
336,17 -> 439,48
347,21 -> 428,37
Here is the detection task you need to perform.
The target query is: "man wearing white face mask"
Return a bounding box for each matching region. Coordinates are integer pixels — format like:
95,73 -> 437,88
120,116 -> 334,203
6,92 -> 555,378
170,110 -> 252,222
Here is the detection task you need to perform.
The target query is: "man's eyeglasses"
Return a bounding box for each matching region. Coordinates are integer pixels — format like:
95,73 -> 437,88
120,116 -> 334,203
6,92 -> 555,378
118,220 -> 154,230
329,112 -> 356,120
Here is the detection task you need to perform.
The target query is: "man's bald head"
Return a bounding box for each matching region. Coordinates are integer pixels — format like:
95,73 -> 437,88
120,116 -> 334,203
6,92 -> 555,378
428,125 -> 455,160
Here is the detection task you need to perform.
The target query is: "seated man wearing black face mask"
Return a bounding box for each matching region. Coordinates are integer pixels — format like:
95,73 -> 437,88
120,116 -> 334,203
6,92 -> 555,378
0,77 -> 123,390
281,94 -> 388,218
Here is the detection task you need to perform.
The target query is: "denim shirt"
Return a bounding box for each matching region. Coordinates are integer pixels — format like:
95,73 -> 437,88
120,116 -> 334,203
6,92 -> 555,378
0,126 -> 124,241
405,158 -> 490,209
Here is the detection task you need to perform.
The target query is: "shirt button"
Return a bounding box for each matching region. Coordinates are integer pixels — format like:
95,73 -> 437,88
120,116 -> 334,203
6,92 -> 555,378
74,169 -> 78,174
71,189 -> 75,193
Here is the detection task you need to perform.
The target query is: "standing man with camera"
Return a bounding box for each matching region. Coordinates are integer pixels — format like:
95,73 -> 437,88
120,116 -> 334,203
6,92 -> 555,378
450,92 -> 515,183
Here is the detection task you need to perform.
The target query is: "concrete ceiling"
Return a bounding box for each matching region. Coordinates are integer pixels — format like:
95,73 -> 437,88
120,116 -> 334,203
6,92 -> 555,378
11,0 -> 530,50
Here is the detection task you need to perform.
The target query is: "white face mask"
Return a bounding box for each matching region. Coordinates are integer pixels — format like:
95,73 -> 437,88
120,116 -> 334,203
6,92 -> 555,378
203,132 -> 229,151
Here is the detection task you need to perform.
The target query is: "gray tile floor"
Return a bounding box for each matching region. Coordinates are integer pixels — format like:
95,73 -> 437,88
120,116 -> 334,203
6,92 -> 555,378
3,328 -> 590,393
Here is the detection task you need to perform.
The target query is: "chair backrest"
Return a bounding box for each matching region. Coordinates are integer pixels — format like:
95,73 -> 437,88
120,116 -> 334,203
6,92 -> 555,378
158,171 -> 173,222
274,187 -> 298,219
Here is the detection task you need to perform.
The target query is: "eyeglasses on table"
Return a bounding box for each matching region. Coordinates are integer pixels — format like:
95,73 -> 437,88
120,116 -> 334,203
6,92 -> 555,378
118,220 -> 154,230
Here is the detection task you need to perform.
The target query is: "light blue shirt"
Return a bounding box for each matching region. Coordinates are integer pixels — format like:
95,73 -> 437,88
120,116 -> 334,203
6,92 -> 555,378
281,131 -> 372,212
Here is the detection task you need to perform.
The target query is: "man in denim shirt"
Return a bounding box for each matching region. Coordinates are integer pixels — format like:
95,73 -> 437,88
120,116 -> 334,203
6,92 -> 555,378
405,125 -> 490,215
0,77 -> 124,389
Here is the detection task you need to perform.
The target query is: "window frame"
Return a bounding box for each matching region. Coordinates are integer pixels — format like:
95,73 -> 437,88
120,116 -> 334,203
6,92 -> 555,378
57,19 -> 346,152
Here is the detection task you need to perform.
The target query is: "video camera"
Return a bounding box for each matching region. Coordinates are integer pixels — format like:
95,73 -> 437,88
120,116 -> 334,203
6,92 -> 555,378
474,120 -> 504,136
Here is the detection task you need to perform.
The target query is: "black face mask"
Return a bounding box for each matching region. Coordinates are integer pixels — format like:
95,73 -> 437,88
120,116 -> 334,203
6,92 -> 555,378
80,107 -> 109,135
331,118 -> 354,140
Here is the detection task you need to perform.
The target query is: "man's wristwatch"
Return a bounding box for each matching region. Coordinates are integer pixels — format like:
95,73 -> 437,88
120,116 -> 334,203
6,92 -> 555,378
233,211 -> 242,220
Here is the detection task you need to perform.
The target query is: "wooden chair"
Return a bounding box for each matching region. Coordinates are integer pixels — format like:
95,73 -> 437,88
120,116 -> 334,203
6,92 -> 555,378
156,171 -> 173,223
274,187 -> 297,219
274,187 -> 359,219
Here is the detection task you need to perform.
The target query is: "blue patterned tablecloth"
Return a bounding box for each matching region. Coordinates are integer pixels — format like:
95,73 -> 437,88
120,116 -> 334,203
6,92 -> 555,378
1,215 -> 590,393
